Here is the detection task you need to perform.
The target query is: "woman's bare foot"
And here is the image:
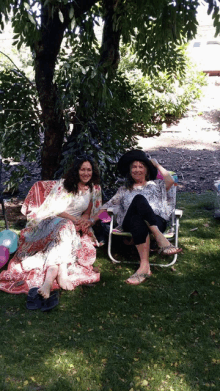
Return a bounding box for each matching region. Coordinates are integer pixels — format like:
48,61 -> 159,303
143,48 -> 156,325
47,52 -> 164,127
57,273 -> 73,290
38,282 -> 51,299
126,265 -> 152,285
57,264 -> 73,290
126,270 -> 152,285
158,245 -> 182,256
150,226 -> 181,253
38,265 -> 59,299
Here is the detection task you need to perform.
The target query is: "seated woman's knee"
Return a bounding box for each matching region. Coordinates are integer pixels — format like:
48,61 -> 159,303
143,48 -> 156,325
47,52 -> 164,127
132,194 -> 146,204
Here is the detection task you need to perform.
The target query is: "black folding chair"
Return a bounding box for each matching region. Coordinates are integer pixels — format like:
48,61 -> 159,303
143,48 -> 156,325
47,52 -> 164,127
0,155 -> 9,229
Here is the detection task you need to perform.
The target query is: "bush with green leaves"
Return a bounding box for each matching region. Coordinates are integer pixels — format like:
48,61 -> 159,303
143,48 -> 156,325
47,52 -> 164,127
118,44 -> 207,137
0,63 -> 42,193
54,43 -> 207,194
0,41 -> 207,195
54,43 -> 138,193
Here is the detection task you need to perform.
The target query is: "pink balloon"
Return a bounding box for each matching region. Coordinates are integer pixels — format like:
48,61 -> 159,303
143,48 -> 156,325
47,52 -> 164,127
0,245 -> 10,268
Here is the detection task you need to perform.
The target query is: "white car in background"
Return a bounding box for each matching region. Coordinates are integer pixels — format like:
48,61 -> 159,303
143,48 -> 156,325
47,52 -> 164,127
188,39 -> 220,76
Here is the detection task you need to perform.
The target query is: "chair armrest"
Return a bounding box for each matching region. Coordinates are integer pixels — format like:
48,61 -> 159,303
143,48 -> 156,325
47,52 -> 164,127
175,209 -> 183,218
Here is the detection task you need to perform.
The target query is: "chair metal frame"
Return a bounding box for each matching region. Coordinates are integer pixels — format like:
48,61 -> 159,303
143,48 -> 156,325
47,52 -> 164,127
107,186 -> 183,268
0,155 -> 9,230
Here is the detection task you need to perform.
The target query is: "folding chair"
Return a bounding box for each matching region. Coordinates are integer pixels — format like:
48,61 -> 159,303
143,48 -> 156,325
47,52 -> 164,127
107,173 -> 183,268
21,180 -> 57,217
0,155 -> 9,230
214,179 -> 220,219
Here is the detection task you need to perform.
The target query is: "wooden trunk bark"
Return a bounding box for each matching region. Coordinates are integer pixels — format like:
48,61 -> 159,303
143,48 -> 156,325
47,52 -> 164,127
35,8 -> 67,179
69,0 -> 121,145
99,0 -> 121,70
35,0 -> 99,179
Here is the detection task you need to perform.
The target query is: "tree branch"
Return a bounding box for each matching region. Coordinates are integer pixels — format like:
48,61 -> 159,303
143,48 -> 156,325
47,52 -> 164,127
99,0 -> 121,71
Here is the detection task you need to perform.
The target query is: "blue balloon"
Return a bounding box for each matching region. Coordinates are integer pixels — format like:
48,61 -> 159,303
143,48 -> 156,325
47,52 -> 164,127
0,230 -> 18,254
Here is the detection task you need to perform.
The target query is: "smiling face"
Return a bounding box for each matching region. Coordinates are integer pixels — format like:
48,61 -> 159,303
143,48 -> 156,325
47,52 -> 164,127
130,160 -> 148,184
78,161 -> 93,185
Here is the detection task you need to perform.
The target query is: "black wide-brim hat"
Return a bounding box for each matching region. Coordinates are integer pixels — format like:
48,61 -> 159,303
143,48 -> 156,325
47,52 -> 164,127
117,149 -> 158,180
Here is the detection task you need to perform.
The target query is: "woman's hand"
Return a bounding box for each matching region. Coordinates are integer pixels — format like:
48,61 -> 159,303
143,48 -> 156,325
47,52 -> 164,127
150,158 -> 159,168
77,216 -> 93,233
78,215 -> 89,225
58,212 -> 92,233
150,158 -> 174,191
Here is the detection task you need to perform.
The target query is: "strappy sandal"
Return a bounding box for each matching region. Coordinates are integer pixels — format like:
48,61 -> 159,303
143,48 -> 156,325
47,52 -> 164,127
158,245 -> 182,256
126,271 -> 152,285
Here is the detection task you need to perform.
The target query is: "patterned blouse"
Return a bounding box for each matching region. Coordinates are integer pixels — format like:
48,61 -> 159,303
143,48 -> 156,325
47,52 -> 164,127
102,180 -> 176,229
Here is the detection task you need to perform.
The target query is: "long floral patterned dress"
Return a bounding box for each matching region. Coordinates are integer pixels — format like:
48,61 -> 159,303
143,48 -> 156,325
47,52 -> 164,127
0,180 -> 102,294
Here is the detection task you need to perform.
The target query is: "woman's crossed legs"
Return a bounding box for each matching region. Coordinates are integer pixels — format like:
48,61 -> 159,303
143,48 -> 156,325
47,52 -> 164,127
122,195 -> 181,285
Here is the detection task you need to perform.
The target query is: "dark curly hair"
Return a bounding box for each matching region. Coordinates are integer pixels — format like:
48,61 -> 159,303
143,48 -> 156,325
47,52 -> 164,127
125,161 -> 150,190
63,155 -> 100,194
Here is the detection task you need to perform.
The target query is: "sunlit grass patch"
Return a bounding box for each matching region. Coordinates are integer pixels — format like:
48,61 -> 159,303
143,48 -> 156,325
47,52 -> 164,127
0,191 -> 220,390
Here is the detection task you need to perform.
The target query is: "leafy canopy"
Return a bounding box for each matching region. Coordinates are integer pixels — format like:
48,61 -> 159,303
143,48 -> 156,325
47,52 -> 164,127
1,0 -> 219,75
0,0 -> 218,192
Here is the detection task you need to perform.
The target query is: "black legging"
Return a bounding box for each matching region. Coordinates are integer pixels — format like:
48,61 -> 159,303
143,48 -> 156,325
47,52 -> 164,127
122,194 -> 167,245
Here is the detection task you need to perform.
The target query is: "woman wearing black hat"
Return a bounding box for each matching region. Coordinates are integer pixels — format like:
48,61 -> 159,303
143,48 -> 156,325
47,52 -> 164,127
92,149 -> 182,285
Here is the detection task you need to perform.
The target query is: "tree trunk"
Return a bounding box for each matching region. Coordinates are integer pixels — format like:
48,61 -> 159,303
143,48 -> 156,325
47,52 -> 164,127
99,0 -> 121,71
67,0 -> 122,148
35,6 -> 67,179
35,0 -> 99,179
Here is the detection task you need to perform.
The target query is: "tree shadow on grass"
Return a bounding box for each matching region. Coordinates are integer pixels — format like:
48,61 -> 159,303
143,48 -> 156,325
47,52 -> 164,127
1,256 -> 220,390
0,197 -> 220,390
146,146 -> 220,194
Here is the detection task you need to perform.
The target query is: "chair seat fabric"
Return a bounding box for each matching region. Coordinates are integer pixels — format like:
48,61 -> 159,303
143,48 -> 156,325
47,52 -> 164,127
0,180 -> 101,294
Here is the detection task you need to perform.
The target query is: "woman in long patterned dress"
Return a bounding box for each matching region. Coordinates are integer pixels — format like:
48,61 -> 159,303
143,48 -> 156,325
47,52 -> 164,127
0,156 -> 102,297
91,150 -> 182,286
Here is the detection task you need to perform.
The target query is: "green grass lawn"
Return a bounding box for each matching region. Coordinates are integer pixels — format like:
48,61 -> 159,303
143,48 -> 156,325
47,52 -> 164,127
0,192 -> 219,391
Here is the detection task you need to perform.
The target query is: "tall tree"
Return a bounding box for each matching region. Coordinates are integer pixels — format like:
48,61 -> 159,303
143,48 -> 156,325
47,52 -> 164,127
0,0 -> 219,179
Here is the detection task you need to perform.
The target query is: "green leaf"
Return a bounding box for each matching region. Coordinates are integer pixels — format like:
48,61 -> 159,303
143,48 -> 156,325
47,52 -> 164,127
71,18 -> 75,30
24,2 -> 30,11
17,40 -> 23,50
69,7 -> 74,19
27,13 -> 36,25
59,10 -> 64,23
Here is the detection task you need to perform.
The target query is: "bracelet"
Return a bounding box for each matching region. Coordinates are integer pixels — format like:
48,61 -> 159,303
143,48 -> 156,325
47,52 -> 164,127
89,217 -> 95,225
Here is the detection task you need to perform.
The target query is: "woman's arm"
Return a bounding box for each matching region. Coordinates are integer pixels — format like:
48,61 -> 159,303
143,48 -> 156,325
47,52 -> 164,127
80,201 -> 93,220
89,187 -> 124,225
88,208 -> 107,225
151,158 -> 174,191
58,211 -> 92,233
57,212 -> 79,224
78,201 -> 93,230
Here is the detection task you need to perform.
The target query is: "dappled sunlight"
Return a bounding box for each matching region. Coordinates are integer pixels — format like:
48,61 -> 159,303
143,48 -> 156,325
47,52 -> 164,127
0,193 -> 220,390
138,78 -> 220,196
137,146 -> 220,193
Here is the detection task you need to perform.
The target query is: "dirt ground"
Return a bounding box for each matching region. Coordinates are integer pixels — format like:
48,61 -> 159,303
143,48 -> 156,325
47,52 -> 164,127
2,77 -> 220,227
138,77 -> 220,193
